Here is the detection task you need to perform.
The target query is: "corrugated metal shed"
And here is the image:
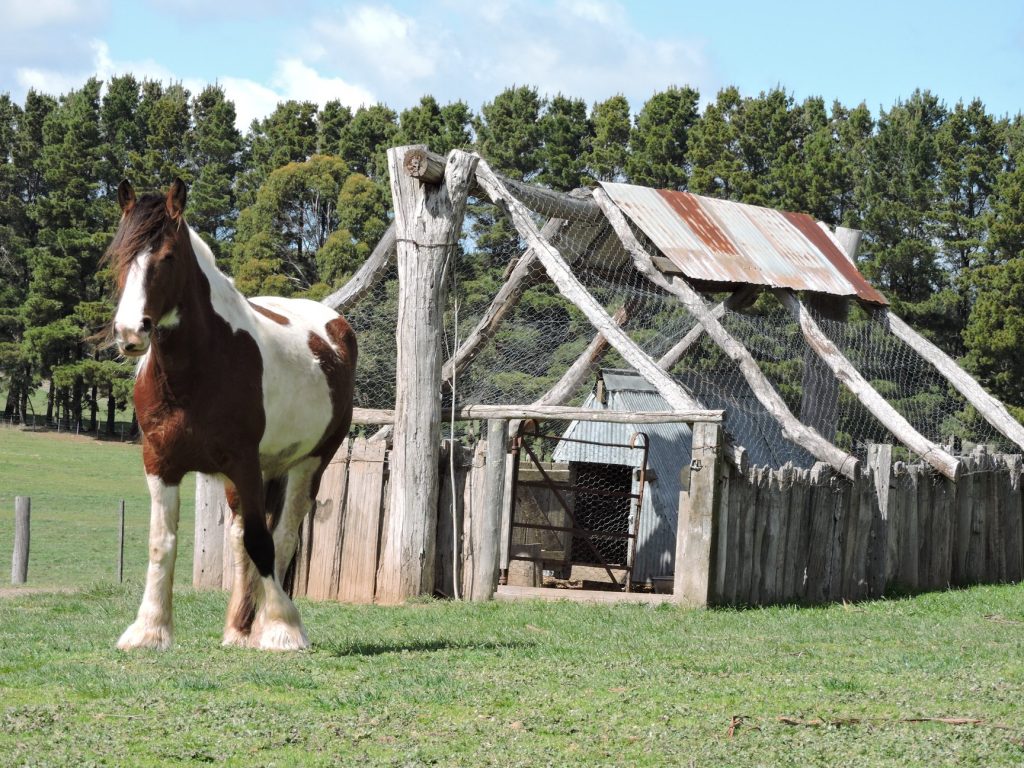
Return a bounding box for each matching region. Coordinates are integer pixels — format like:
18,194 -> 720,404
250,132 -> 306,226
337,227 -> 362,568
552,370 -> 692,583
599,181 -> 888,305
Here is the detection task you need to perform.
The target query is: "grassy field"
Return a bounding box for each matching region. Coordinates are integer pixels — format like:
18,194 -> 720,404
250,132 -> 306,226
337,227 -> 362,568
0,426 -> 196,587
1,429 -> 1023,766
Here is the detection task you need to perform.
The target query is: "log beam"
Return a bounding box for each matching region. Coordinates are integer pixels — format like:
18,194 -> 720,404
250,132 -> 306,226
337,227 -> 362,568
777,289 -> 961,480
656,285 -> 761,370
352,404 -> 725,425
320,222 -> 396,312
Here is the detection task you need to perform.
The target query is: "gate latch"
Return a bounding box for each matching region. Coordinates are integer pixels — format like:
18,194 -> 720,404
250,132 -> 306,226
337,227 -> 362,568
690,458 -> 703,472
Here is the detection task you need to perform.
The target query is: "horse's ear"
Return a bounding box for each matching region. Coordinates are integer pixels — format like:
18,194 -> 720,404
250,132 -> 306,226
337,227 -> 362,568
117,179 -> 136,215
166,177 -> 187,220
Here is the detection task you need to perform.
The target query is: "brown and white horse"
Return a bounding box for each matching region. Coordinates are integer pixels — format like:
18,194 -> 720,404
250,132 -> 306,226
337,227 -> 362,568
107,178 -> 355,651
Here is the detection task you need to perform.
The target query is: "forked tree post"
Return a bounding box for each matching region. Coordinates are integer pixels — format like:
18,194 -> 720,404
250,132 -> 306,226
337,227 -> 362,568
375,146 -> 477,604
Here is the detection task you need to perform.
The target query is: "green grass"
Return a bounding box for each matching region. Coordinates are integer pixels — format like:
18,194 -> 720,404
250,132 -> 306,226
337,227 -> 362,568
1,430 -> 1024,766
0,426 -> 195,587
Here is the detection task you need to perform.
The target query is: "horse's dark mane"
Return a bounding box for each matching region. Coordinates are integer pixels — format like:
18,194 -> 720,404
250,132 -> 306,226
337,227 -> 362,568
102,194 -> 179,288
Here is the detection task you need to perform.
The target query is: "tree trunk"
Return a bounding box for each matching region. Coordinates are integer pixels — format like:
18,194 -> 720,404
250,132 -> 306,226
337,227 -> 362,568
46,384 -> 54,424
106,386 -> 116,435
90,384 -> 99,433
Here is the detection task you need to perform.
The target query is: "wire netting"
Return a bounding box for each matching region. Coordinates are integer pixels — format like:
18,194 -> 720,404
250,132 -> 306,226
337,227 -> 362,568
341,177 -> 1016,469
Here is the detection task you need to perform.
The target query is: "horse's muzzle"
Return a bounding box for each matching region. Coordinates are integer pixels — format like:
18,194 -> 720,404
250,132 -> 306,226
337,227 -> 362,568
115,325 -> 150,357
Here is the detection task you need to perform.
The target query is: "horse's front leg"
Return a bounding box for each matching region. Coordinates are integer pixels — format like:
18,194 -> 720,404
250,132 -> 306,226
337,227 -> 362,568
231,461 -> 308,651
117,475 -> 180,650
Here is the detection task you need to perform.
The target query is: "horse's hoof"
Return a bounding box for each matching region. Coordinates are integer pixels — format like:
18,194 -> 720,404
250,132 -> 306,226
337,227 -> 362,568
117,621 -> 172,650
252,620 -> 309,652
221,626 -> 252,648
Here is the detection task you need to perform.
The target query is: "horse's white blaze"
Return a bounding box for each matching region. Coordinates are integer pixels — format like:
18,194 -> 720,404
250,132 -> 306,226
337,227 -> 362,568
117,475 -> 179,650
188,229 -> 338,476
113,249 -> 151,335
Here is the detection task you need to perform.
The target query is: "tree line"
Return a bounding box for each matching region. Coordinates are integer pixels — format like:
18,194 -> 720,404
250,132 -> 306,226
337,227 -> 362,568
1,77 -> 1023,434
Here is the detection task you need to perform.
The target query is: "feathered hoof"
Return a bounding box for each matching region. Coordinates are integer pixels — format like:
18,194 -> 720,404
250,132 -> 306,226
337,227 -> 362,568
117,620 -> 172,651
221,626 -> 252,648
251,620 -> 309,652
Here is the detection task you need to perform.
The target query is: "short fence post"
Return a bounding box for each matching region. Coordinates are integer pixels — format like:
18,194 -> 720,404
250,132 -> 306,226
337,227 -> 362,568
12,496 -> 31,584
674,422 -> 724,606
117,500 -> 126,583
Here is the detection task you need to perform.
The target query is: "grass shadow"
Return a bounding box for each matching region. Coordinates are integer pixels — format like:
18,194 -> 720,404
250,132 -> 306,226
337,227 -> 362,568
320,639 -> 537,657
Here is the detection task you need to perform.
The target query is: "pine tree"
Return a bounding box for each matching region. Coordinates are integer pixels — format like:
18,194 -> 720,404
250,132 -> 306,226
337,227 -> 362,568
187,84 -> 242,257
585,95 -> 631,182
688,86 -> 745,198
538,94 -> 592,191
395,95 -> 473,155
474,86 -> 544,180
626,85 -> 699,190
337,104 -> 399,180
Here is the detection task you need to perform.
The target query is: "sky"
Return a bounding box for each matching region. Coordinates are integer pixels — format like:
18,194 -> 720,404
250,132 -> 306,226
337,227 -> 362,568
2,0 -> 1022,130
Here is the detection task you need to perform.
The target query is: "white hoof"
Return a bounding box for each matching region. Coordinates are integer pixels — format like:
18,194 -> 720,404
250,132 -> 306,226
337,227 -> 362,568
221,626 -> 252,648
252,619 -> 309,652
117,620 -> 172,650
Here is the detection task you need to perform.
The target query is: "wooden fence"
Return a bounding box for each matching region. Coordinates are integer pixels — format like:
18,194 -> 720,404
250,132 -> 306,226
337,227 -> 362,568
705,446 -> 1024,606
193,437 -> 495,603
193,434 -> 1024,607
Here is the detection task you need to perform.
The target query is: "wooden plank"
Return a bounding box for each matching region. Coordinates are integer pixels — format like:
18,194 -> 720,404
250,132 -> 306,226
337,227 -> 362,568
337,438 -> 388,603
779,290 -> 960,480
803,463 -> 833,604
377,147 -> 477,605
748,467 -> 769,605
737,467 -> 758,604
306,440 -> 350,601
931,475 -> 953,589
291,510 -> 313,598
192,474 -> 227,590
1001,455 -> 1023,582
711,454 -> 733,604
827,474 -> 849,602
783,467 -> 810,602
722,464 -> 745,605
673,422 -> 724,606
435,442 -> 461,598
495,584 -> 675,605
893,463 -> 917,592
916,467 -> 934,590
952,455 -> 974,586
762,465 -> 790,604
985,453 -> 1007,582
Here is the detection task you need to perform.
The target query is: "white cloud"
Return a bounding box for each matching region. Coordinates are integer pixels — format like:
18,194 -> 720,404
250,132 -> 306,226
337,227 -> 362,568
0,0 -> 102,30
221,59 -> 376,130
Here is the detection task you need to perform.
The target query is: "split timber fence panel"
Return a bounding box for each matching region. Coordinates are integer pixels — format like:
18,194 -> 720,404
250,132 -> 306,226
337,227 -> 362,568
708,449 -> 1024,606
192,436 -> 497,603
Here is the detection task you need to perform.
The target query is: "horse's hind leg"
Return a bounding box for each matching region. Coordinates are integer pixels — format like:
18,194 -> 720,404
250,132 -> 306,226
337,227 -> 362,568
273,458 -> 319,584
230,460 -> 308,651
118,475 -> 180,650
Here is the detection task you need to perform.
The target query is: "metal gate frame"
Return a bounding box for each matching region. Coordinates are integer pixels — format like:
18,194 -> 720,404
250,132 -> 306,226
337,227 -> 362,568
504,420 -> 650,591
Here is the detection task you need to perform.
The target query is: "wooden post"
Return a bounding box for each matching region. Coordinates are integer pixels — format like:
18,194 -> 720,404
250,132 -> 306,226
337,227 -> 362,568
12,496 -> 30,584
674,422 -> 724,605
118,500 -> 125,584
468,420 -> 508,601
799,294 -> 847,442
376,147 -> 477,604
193,473 -> 228,589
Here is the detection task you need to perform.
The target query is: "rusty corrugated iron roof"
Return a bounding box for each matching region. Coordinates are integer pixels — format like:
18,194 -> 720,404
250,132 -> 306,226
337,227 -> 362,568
600,182 -> 888,305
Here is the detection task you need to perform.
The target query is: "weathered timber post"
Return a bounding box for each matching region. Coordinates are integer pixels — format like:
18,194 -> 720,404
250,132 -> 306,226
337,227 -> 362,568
674,422 -> 724,605
117,500 -> 126,584
192,473 -> 228,589
12,496 -> 30,584
467,420 -> 508,601
375,146 -> 477,604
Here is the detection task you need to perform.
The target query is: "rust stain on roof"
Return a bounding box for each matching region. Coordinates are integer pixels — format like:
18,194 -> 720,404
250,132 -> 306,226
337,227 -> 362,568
600,181 -> 888,306
781,211 -> 888,305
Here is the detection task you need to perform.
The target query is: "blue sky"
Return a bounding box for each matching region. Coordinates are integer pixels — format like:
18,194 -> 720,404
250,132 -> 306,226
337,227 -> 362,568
2,0 -> 1022,130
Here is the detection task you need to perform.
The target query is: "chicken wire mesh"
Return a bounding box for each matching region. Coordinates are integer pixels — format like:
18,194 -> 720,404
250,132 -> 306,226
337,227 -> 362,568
338,178 -> 1017,469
